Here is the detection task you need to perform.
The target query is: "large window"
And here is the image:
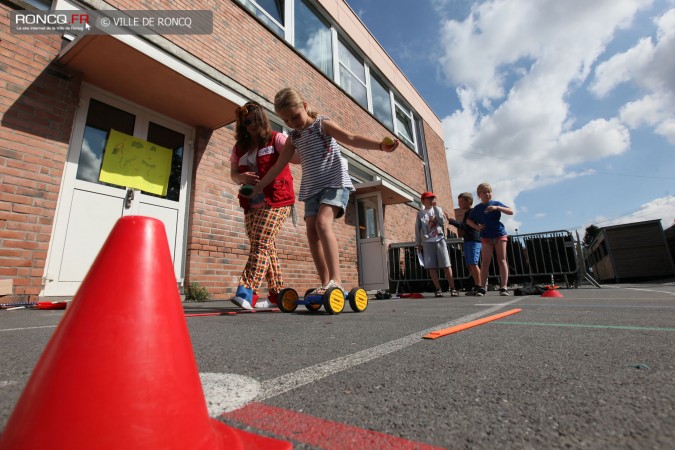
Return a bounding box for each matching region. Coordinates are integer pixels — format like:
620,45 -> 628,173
294,0 -> 333,78
370,74 -> 394,130
394,97 -> 416,151
338,39 -> 367,108
240,0 -> 285,36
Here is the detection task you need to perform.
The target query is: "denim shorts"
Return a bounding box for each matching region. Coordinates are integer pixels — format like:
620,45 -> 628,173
464,241 -> 481,266
303,187 -> 351,219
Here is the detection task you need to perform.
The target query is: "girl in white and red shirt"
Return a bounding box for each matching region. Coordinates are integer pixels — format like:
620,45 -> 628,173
229,102 -> 297,309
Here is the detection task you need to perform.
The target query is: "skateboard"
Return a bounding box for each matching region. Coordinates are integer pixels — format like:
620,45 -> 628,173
276,287 -> 368,315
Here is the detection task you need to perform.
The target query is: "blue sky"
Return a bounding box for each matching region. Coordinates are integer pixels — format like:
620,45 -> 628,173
346,0 -> 675,235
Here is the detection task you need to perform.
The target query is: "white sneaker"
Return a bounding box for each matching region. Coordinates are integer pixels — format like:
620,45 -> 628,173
324,280 -> 342,290
232,296 -> 253,310
254,299 -> 274,309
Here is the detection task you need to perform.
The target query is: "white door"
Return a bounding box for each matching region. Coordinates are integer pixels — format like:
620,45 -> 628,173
355,192 -> 388,291
42,85 -> 193,297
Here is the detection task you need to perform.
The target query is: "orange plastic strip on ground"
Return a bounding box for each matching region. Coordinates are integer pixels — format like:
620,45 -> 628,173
422,308 -> 522,339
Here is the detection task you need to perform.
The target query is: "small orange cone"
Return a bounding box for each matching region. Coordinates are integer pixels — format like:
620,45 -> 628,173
541,287 -> 564,298
0,216 -> 290,450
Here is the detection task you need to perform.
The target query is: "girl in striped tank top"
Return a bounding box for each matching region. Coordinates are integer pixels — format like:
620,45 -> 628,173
249,88 -> 399,293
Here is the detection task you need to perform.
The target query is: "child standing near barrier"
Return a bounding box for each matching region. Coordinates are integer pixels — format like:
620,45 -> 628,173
467,183 -> 513,296
248,87 -> 399,294
447,192 -> 482,295
415,192 -> 459,297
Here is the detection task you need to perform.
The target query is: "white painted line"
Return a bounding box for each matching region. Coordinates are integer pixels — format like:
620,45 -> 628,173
622,287 -> 675,297
258,298 -> 524,401
0,325 -> 57,332
200,373 -> 261,417
474,303 -> 509,306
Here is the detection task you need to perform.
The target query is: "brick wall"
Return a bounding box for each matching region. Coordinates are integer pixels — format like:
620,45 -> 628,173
0,0 -> 451,300
0,4 -> 81,300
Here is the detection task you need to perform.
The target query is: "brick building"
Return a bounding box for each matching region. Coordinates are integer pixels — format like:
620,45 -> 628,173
0,0 -> 453,301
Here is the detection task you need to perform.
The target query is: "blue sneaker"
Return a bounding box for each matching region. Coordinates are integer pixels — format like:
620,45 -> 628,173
232,286 -> 254,310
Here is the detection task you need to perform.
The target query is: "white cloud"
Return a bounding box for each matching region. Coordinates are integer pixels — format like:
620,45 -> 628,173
591,7 -> 675,143
438,0 -> 656,232
589,38 -> 654,97
586,195 -> 675,229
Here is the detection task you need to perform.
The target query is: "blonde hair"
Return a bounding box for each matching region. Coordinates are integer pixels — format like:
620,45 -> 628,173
274,87 -> 318,119
458,192 -> 473,205
477,183 -> 492,195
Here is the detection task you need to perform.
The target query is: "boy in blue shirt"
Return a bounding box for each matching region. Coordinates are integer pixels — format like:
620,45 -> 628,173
447,192 -> 482,295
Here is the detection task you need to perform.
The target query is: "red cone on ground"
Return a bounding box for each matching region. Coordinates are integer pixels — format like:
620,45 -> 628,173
541,288 -> 564,298
0,216 -> 290,450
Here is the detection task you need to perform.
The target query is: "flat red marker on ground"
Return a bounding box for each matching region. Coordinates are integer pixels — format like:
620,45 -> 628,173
223,403 -> 445,450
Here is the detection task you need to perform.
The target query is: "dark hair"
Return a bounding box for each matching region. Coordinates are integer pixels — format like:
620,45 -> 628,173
234,101 -> 272,150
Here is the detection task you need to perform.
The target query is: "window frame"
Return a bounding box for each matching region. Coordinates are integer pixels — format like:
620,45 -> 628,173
239,0 -> 286,37
368,71 -> 394,131
336,37 -> 368,108
393,96 -> 417,152
292,0 -> 334,79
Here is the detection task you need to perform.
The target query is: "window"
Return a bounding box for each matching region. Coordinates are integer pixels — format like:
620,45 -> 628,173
294,0 -> 333,78
348,161 -> 375,184
338,39 -> 367,108
77,99 -> 136,186
25,0 -> 51,9
240,0 -> 285,36
370,74 -> 394,130
146,122 -> 186,202
394,97 -> 416,151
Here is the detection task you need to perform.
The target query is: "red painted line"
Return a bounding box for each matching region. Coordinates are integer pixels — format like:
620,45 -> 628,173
185,309 -> 280,318
222,402 -> 445,450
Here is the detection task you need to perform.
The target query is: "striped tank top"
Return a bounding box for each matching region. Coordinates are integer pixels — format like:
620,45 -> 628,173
290,115 -> 355,201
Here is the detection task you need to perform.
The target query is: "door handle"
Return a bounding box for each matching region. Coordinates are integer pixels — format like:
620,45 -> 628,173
124,188 -> 134,209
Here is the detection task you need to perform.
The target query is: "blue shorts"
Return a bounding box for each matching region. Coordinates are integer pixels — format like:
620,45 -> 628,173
303,187 -> 351,219
464,241 -> 481,266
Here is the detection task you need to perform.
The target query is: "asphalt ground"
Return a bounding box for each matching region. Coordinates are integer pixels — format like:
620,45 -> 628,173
1,281 -> 674,449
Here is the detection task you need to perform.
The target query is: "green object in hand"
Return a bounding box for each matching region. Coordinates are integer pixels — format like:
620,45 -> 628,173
239,185 -> 254,196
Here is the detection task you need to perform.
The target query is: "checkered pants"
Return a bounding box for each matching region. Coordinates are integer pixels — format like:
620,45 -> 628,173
239,205 -> 291,294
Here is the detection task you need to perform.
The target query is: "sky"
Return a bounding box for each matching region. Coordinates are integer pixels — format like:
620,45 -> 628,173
346,0 -> 675,236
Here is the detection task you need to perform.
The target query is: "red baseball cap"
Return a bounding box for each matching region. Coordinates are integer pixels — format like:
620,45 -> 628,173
421,192 -> 436,200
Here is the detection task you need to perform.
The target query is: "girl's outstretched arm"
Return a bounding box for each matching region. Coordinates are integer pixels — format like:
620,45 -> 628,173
247,138 -> 296,197
322,119 -> 399,152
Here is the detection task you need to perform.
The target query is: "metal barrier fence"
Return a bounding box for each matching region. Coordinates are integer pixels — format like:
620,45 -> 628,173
388,230 -> 581,293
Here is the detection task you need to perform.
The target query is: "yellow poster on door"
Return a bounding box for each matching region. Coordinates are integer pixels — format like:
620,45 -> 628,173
99,129 -> 173,196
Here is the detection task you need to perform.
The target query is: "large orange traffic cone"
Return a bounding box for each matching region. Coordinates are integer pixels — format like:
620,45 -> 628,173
0,216 -> 290,450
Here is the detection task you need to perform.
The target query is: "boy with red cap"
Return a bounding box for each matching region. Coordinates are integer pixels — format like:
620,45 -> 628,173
415,192 -> 458,297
